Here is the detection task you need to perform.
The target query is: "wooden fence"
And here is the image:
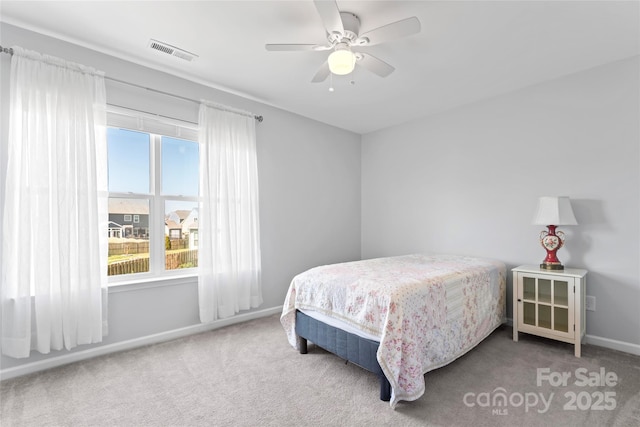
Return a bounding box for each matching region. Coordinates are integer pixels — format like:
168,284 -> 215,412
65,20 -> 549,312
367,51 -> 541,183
169,239 -> 189,250
165,249 -> 198,270
109,239 -> 188,256
108,257 -> 149,276
109,241 -> 149,256
108,249 -> 198,276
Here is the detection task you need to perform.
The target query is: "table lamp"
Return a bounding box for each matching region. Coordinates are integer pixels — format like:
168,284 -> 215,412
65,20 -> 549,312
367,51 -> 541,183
532,196 -> 577,270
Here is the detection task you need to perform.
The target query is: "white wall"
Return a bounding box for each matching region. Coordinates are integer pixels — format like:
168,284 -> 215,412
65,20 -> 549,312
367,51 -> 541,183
0,23 -> 362,375
362,56 -> 640,351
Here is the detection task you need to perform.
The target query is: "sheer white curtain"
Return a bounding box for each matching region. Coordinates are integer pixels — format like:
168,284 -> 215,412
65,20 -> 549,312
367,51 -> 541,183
1,47 -> 108,358
198,103 -> 262,322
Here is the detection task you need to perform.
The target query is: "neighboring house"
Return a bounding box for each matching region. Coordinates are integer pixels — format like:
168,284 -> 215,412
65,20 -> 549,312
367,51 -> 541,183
165,208 -> 198,242
108,198 -> 150,239
166,210 -> 191,227
107,221 -> 125,238
189,229 -> 199,250
165,220 -> 182,239
181,209 -> 198,237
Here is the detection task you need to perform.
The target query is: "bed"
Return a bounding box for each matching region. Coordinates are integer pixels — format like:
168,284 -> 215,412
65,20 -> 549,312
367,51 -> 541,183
280,253 -> 506,408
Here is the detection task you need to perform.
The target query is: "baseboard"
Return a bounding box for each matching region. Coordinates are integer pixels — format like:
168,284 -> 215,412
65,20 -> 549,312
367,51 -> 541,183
0,306 -> 282,381
506,316 -> 640,356
584,334 -> 640,356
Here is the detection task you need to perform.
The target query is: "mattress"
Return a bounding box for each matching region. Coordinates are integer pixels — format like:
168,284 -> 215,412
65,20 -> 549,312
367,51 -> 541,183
300,309 -> 380,341
281,253 -> 506,408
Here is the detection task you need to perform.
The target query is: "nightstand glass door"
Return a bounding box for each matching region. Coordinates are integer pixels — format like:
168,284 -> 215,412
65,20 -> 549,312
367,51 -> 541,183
518,274 -> 573,339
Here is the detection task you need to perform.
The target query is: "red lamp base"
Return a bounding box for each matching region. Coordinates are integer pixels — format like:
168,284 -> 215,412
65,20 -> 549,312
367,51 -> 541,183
539,225 -> 566,270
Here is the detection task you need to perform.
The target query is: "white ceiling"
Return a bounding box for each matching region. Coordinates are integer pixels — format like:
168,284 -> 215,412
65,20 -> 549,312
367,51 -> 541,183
1,1 -> 638,134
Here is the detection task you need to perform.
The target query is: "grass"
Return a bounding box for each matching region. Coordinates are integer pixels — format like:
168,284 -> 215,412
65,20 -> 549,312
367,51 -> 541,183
108,253 -> 149,264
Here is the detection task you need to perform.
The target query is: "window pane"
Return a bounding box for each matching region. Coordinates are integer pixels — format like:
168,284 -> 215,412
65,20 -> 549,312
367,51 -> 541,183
538,305 -> 552,329
107,128 -> 150,194
539,279 -> 552,304
162,136 -> 199,196
165,200 -> 199,270
523,302 -> 535,326
554,307 -> 569,333
554,280 -> 569,306
523,277 -> 535,300
108,198 -> 150,276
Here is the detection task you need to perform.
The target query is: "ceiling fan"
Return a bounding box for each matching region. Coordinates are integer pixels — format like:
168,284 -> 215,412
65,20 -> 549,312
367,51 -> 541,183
265,0 -> 421,82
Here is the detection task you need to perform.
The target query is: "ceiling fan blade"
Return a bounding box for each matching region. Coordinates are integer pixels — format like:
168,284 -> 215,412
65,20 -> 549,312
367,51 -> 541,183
357,53 -> 395,77
358,16 -> 421,46
265,44 -> 327,51
311,61 -> 331,83
313,0 -> 344,36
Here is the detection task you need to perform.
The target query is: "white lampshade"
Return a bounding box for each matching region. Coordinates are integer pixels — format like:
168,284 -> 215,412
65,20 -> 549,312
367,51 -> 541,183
532,196 -> 578,226
328,44 -> 356,75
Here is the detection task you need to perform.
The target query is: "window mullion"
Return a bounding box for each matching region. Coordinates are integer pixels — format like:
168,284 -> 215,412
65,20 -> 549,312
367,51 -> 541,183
150,134 -> 164,274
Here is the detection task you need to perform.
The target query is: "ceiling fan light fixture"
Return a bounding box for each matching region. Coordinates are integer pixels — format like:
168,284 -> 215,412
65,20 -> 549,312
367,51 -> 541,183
328,44 -> 356,75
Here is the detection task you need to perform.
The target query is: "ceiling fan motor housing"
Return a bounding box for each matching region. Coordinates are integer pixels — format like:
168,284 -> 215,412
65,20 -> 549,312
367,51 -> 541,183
328,12 -> 361,45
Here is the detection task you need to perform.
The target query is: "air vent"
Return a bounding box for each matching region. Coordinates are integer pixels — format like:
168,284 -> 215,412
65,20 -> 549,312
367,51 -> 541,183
148,39 -> 198,62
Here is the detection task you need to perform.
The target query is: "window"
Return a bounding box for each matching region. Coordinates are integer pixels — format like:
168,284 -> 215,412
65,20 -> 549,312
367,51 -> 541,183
106,114 -> 199,279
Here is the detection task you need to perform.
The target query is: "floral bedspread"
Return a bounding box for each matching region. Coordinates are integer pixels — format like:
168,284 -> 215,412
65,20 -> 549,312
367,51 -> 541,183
280,253 -> 506,408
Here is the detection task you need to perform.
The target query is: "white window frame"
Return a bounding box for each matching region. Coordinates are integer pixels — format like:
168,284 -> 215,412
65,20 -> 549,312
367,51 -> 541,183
107,106 -> 199,285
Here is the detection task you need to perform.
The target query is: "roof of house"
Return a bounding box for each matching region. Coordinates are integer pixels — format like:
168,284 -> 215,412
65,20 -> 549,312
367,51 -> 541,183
165,220 -> 181,230
109,198 -> 149,215
174,210 -> 192,221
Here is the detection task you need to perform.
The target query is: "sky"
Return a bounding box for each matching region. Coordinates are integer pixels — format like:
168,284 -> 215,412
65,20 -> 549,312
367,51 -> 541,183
107,128 -> 199,215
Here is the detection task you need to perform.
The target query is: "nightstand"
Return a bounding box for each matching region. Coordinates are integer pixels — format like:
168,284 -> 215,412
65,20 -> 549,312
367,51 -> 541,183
512,265 -> 588,357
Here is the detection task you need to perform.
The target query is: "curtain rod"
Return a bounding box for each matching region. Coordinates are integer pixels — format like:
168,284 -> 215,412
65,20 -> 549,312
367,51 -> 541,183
0,44 -> 263,123
108,77 -> 263,123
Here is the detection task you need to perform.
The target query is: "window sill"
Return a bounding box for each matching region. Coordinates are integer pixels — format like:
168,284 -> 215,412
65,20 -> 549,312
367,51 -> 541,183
108,272 -> 198,294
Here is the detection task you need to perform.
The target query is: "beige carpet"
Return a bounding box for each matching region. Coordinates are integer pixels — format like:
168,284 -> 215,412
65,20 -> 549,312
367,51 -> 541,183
1,314 -> 639,427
